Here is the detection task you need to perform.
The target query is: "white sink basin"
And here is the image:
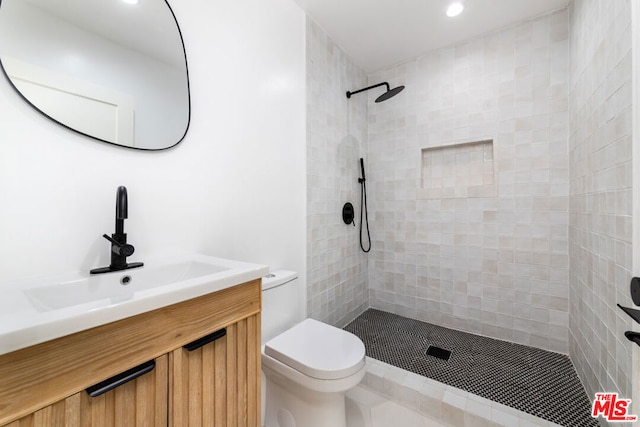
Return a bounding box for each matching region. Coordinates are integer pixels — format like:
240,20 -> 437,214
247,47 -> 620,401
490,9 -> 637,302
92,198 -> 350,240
0,254 -> 268,356
25,260 -> 229,312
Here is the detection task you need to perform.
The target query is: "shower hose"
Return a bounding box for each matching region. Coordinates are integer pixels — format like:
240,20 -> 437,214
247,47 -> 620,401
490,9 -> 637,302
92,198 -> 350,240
359,158 -> 371,253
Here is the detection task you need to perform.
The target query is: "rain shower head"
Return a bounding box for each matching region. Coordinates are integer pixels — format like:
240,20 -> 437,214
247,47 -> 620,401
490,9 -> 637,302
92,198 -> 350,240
346,82 -> 405,103
375,85 -> 404,102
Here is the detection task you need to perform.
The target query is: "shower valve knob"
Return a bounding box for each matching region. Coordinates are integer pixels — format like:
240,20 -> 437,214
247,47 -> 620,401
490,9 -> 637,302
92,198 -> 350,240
342,202 -> 355,225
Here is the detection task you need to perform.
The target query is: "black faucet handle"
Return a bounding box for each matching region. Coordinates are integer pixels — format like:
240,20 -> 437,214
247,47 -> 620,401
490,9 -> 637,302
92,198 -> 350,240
102,233 -> 120,245
102,234 -> 135,257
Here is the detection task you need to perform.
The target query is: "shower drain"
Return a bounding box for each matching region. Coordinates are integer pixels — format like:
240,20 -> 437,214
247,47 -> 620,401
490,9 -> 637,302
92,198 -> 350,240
426,345 -> 451,361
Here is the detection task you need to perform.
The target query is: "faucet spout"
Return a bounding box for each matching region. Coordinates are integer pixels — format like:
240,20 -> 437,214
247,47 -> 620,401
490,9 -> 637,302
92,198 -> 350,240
115,186 -> 128,236
116,186 -> 128,220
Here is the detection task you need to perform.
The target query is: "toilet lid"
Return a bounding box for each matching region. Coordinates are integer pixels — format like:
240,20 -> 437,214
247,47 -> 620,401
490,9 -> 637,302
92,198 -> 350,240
264,318 -> 366,380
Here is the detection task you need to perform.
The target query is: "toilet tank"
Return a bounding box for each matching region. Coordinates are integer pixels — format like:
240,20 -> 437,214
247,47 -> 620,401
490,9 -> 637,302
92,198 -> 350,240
261,270 -> 302,344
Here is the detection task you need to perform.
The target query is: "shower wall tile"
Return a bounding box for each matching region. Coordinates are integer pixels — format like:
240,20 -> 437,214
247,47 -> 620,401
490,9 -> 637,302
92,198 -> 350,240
306,18 -> 369,327
366,10 -> 570,353
568,0 -> 633,403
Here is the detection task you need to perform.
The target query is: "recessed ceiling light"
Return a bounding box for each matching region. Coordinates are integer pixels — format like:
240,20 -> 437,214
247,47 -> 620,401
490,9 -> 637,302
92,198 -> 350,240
446,2 -> 464,17
122,0 -> 139,4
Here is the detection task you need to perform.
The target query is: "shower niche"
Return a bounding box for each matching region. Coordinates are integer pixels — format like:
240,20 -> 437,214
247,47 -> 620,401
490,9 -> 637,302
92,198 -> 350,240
419,139 -> 497,199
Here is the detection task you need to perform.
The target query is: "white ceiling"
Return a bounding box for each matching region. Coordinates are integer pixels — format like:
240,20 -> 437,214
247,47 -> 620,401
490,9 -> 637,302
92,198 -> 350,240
293,0 -> 570,72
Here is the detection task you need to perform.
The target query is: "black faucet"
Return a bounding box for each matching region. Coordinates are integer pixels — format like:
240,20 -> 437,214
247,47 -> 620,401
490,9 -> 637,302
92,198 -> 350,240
90,186 -> 144,274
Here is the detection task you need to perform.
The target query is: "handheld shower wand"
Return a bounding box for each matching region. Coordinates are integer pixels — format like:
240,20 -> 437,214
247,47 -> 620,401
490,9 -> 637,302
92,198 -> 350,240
358,158 -> 371,253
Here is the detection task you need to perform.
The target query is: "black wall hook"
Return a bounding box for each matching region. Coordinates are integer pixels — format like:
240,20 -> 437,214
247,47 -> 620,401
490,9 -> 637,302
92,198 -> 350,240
624,331 -> 640,347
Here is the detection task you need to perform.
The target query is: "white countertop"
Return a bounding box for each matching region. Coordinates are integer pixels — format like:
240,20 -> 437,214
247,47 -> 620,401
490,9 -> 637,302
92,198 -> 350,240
0,254 -> 268,356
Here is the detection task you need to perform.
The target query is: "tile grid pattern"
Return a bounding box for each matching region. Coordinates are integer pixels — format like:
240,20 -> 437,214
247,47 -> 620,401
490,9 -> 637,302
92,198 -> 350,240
306,18 -> 370,327
346,309 -> 598,427
567,0 -> 634,403
366,9 -> 571,353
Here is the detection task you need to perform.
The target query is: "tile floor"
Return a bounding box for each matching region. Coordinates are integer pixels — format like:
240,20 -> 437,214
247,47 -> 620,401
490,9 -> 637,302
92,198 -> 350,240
345,309 -> 598,427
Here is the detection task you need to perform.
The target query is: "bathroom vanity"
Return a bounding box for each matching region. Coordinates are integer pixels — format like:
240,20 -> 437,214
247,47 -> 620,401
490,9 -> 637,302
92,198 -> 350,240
0,255 -> 267,426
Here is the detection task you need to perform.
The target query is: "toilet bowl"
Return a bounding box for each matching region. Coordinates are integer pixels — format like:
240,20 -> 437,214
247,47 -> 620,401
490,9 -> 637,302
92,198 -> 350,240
262,319 -> 366,427
261,272 -> 366,427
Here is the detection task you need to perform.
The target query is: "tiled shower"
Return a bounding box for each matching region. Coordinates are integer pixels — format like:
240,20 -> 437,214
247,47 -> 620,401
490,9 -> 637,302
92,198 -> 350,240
306,0 -> 632,416
367,8 -> 570,354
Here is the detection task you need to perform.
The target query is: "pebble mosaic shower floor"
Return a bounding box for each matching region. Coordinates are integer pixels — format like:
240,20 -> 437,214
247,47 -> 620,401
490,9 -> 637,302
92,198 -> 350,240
344,309 -> 598,427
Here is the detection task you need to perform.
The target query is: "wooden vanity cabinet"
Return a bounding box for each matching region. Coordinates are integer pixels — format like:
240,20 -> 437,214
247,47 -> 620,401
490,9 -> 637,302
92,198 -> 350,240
0,280 -> 261,427
5,355 -> 169,427
170,313 -> 260,427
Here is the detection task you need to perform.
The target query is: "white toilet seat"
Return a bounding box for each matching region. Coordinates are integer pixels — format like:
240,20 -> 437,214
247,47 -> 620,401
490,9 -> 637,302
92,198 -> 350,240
264,318 -> 366,381
262,348 -> 366,393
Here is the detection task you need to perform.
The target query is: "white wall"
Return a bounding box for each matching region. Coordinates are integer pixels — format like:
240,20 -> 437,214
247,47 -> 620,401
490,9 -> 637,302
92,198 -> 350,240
0,0 -> 306,294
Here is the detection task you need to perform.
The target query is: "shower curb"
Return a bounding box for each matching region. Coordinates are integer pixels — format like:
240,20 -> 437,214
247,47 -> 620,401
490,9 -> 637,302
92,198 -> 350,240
361,357 -> 564,427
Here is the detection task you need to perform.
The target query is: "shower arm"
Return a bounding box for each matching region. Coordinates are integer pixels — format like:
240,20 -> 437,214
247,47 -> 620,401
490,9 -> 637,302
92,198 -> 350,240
346,82 -> 390,99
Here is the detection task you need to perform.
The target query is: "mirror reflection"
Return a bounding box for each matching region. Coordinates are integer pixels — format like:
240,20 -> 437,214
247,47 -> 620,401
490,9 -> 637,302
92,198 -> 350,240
0,0 -> 190,150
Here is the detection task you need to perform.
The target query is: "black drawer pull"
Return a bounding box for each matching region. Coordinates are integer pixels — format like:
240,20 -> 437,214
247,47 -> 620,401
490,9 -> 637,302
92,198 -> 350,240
183,328 -> 226,351
86,360 -> 155,397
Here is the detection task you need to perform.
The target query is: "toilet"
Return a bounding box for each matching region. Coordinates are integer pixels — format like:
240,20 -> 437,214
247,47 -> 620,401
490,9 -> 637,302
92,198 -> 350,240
261,271 -> 366,427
